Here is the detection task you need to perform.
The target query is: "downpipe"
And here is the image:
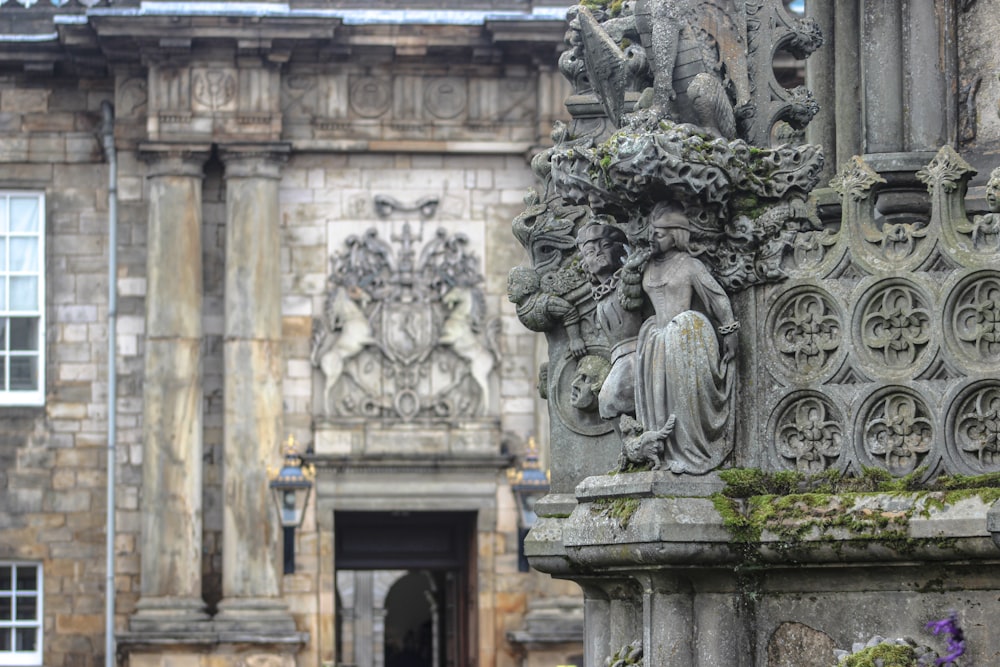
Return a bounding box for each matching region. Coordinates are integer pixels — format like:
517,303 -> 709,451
100,100 -> 118,667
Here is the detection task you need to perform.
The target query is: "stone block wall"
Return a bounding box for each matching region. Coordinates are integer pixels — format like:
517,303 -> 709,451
0,74 -> 127,667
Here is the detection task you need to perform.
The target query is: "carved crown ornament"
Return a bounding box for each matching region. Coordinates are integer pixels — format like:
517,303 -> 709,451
311,198 -> 499,424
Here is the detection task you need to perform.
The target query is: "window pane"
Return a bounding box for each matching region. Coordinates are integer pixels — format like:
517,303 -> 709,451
0,358 -> 5,392
9,357 -> 37,391
9,198 -> 38,233
0,237 -> 6,271
14,567 -> 36,592
9,238 -> 38,273
0,628 -> 10,651
0,596 -> 10,620
0,199 -> 7,233
9,277 -> 37,311
9,319 -> 37,352
14,627 -> 36,651
0,567 -> 10,590
14,596 -> 36,621
0,278 -> 6,310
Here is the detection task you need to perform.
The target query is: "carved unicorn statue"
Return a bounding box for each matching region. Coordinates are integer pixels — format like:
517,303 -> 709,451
311,285 -> 376,415
439,286 -> 499,416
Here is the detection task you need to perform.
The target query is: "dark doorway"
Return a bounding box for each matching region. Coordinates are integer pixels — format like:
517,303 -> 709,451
334,511 -> 477,667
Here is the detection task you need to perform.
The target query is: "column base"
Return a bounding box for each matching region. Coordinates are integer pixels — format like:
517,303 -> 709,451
214,597 -> 298,640
129,596 -> 212,636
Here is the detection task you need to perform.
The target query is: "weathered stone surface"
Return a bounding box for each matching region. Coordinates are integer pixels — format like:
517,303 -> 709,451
766,622 -> 836,667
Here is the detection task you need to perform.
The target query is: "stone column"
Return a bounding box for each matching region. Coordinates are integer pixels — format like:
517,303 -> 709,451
833,0 -> 863,168
131,144 -> 211,633
861,0 -> 904,154
215,143 -> 294,635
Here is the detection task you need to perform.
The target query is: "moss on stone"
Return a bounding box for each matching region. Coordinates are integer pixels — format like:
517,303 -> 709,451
591,496 -> 640,529
838,642 -> 919,667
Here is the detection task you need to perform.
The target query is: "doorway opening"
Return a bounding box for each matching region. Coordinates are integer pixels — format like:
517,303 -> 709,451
334,511 -> 477,667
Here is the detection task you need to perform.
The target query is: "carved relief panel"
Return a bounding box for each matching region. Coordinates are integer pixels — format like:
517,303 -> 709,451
279,67 -> 539,144
757,146 -> 1000,478
145,61 -> 282,141
310,202 -> 499,432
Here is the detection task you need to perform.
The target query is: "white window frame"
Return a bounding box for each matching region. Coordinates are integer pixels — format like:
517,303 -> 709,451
0,192 -> 45,407
0,563 -> 43,666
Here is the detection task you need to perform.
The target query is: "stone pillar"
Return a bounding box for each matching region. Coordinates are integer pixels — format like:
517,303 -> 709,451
833,0 -> 863,168
577,582 -> 611,667
215,144 -> 294,635
861,0 -> 904,153
805,0 -> 836,182
903,0 -> 958,150
131,144 -> 211,632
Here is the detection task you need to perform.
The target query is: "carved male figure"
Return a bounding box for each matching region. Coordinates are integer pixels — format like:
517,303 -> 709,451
507,266 -> 588,359
621,201 -> 739,474
576,221 -> 645,420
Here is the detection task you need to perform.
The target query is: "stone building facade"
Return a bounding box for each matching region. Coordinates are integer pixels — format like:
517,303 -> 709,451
0,1 -> 583,666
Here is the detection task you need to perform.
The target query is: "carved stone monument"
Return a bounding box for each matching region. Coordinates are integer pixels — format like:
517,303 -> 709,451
512,1 -> 1000,665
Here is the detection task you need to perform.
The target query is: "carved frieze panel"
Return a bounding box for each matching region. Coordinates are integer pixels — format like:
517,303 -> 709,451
756,146 -> 1000,477
311,215 -> 498,424
145,62 -> 282,141
279,67 -> 541,143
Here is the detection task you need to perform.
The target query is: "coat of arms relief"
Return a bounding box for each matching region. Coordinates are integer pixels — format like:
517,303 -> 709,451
311,201 -> 500,423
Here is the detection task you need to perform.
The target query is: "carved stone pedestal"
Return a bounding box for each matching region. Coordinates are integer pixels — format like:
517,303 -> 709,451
528,474 -> 1000,667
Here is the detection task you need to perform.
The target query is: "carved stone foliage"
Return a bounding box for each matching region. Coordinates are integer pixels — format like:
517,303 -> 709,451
758,146 -> 1000,477
861,389 -> 934,476
771,392 -> 844,473
312,221 -> 498,422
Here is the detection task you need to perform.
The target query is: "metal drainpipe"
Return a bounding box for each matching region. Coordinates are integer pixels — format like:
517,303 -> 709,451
100,100 -> 117,667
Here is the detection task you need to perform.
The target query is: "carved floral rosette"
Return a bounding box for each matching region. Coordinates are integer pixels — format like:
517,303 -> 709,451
312,223 -> 498,422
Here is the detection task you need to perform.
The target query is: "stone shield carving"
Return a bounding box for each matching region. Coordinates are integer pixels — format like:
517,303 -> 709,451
311,223 -> 499,421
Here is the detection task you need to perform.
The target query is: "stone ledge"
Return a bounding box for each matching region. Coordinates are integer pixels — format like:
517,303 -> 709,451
116,629 -> 309,649
532,489 -> 1000,572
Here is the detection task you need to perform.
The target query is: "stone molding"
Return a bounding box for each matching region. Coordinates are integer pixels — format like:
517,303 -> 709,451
218,143 -> 291,180
139,142 -> 212,178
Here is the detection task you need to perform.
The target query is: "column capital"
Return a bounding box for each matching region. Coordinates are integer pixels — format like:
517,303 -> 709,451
219,142 -> 292,180
139,142 -> 213,178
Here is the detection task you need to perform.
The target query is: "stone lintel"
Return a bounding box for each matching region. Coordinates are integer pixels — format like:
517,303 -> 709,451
218,142 -> 291,180
139,142 -> 212,178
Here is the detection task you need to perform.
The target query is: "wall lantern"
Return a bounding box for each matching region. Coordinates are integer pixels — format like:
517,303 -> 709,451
269,435 -> 316,574
506,437 -> 550,572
